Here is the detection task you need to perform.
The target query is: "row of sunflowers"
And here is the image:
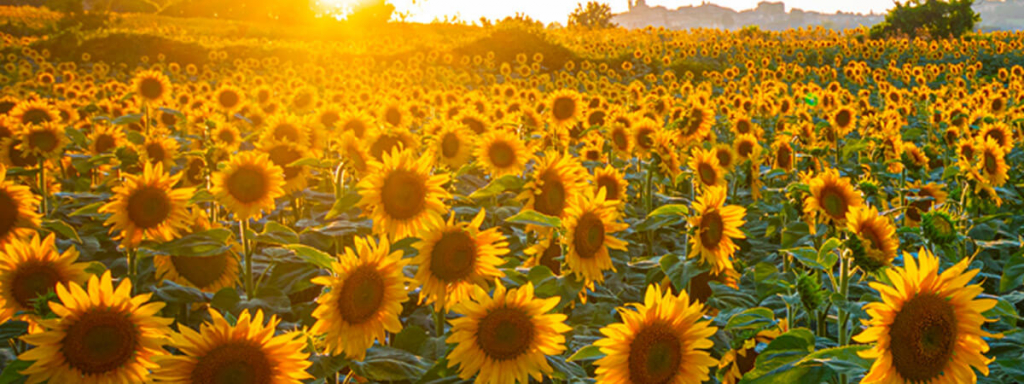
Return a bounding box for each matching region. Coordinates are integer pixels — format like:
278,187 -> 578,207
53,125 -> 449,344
0,8 -> 1022,384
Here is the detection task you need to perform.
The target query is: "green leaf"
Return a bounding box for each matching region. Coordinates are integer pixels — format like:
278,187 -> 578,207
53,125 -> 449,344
238,286 -> 291,315
817,237 -> 842,270
43,219 -> 81,243
0,359 -> 31,384
725,307 -> 775,332
392,324 -> 429,355
256,222 -> 299,245
143,228 -> 234,257
506,210 -> 560,228
796,345 -> 872,376
324,191 -> 361,221
783,247 -> 824,270
659,253 -> 710,297
567,345 -> 605,362
84,261 -> 107,276
112,113 -> 143,125
188,189 -> 214,205
347,346 -> 429,382
0,320 -> 28,344
68,201 -> 105,217
468,174 -> 524,200
741,328 -> 818,383
546,354 -> 587,380
152,281 -> 206,304
65,126 -> 88,149
287,157 -> 320,168
1000,249 -> 1024,292
211,287 -> 240,313
647,204 -> 689,218
284,244 -> 334,269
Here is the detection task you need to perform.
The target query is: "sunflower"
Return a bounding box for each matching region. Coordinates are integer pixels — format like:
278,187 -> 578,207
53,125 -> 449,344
153,309 -> 311,384
518,151 -> 587,222
562,188 -> 628,288
630,119 -> 660,158
548,89 -> 582,127
88,125 -> 125,155
845,206 -> 898,273
358,148 -> 450,239
261,141 -> 310,194
447,281 -> 571,384
594,284 -> 718,384
804,168 -> 862,228
475,129 -> 530,178
413,210 -> 507,311
689,147 -> 725,190
854,248 -> 999,384
608,121 -> 633,159
138,134 -> 180,168
10,100 -> 58,126
905,181 -> 948,226
689,186 -> 746,274
211,151 -> 286,221
593,164 -> 628,204
210,122 -> 241,152
101,162 -> 193,247
337,110 -> 373,138
974,138 -> 1008,188
0,233 -> 88,323
311,235 -> 410,360
955,137 -> 977,171
733,133 -> 761,162
213,84 -> 245,113
431,121 -> 475,170
718,320 -> 788,384
523,234 -> 562,275
261,114 -> 309,148
977,122 -> 1013,152
153,211 -> 239,293
17,121 -> 67,159
338,132 -> 372,177
379,102 -> 407,128
830,105 -> 856,136
19,271 -> 172,384
677,104 -> 714,143
771,136 -> 794,171
132,69 -> 172,103
0,165 -> 41,245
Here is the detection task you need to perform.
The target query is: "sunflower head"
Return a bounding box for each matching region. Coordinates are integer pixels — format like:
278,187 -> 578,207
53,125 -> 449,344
0,233 -> 88,322
100,162 -> 194,247
804,168 -> 862,227
548,89 -> 582,127
689,147 -> 725,190
132,70 -> 172,103
0,167 -> 41,245
562,188 -> 628,288
688,186 -> 746,274
475,129 -> 530,178
17,121 -> 67,159
431,122 -> 475,170
921,209 -> 959,246
413,210 -> 508,311
211,151 -> 287,221
358,148 -> 450,239
845,205 -> 898,273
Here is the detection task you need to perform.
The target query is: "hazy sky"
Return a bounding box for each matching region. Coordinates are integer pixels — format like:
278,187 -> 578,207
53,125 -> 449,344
385,0 -> 897,24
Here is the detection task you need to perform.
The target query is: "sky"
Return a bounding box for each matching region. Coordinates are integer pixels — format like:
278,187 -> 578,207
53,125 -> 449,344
381,0 -> 898,24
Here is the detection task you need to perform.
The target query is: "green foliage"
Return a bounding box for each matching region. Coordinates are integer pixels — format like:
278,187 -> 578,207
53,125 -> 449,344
568,1 -> 615,29
869,0 -> 979,39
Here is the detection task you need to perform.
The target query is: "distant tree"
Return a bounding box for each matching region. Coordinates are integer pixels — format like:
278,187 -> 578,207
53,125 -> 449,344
568,1 -> 616,29
45,0 -> 83,13
869,0 -> 979,39
347,0 -> 394,26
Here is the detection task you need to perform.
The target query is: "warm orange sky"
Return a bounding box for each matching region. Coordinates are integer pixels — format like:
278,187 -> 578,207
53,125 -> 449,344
381,0 -> 896,24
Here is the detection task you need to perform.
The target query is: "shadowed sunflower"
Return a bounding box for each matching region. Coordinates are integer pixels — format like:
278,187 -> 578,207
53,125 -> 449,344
595,284 -> 718,384
846,206 -> 898,273
10,100 -> 58,126
133,70 -> 172,104
476,129 -> 530,178
0,233 -> 88,323
338,132 -> 372,177
518,152 -> 587,225
804,168 -> 862,228
153,309 -> 311,384
413,210 -> 508,311
211,151 -> 286,221
676,104 -> 714,143
563,188 -> 628,288
19,271 -> 172,384
523,234 -> 562,275
973,138 -> 1008,188
431,122 -> 475,170
88,125 -> 125,155
0,166 -> 41,245
311,235 -> 410,360
905,181 -> 948,227
630,119 -> 660,159
719,320 -> 788,384
689,186 -> 746,274
548,89 -> 582,127
689,147 -> 725,190
154,211 -> 239,293
854,248 -> 999,384
447,281 -> 570,384
101,162 -> 193,247
593,164 -> 628,205
713,144 -> 736,173
18,121 -> 67,159
261,141 -> 310,194
358,148 -> 450,239
771,136 -> 794,171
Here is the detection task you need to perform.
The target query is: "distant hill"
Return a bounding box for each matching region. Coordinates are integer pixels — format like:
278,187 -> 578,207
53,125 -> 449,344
613,0 -> 1024,31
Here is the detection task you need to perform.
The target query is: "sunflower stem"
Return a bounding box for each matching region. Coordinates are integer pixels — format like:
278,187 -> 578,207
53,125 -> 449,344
127,247 -> 137,295
37,158 -> 47,216
241,219 -> 253,299
433,307 -> 444,337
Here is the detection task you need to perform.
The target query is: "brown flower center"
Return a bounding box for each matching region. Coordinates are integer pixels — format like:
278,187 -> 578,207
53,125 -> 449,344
10,260 -> 61,308
380,169 -> 427,220
127,186 -> 172,229
62,309 -> 139,375
226,165 -> 269,204
476,306 -> 535,361
429,230 -> 476,282
190,341 -> 273,384
573,212 -> 605,259
628,321 -> 683,384
337,264 -> 385,324
889,293 -> 957,383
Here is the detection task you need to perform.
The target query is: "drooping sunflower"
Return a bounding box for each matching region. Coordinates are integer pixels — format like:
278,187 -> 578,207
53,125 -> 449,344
974,138 -> 1008,188
845,205 -> 898,273
88,125 -> 125,155
518,151 -> 587,223
431,122 -> 475,170
592,164 -> 629,204
0,233 -> 88,323
905,181 -> 948,226
0,165 -> 41,245
310,235 -> 410,360
594,284 -> 719,384
100,162 -> 193,247
689,147 -> 725,190
10,99 -> 58,126
689,186 -> 746,274
475,129 -> 530,178
523,233 -> 563,275
854,248 -> 999,384
19,271 -> 172,384
138,134 -> 180,168
562,188 -> 628,288
677,103 -> 714,143
133,69 -> 172,103
153,210 -> 239,293
211,151 -> 286,221
358,148 -> 450,239
413,210 -> 508,311
153,309 -> 311,384
18,121 -> 67,159
447,281 -> 571,384
548,89 -> 582,127
804,168 -> 862,228
337,132 -> 372,177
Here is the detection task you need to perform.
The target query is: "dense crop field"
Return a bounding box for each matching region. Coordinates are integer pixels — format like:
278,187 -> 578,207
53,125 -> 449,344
0,5 -> 1022,383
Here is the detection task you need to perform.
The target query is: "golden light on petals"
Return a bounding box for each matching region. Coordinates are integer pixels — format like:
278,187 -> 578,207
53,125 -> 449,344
357,148 -> 450,239
413,210 -> 508,311
100,162 -> 194,247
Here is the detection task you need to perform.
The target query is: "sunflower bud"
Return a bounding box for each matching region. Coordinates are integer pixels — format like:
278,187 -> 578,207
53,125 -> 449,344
922,210 -> 958,246
847,236 -> 888,273
797,273 -> 824,313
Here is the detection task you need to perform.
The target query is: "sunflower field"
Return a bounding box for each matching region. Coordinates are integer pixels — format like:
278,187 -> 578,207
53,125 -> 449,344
0,5 -> 1023,384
